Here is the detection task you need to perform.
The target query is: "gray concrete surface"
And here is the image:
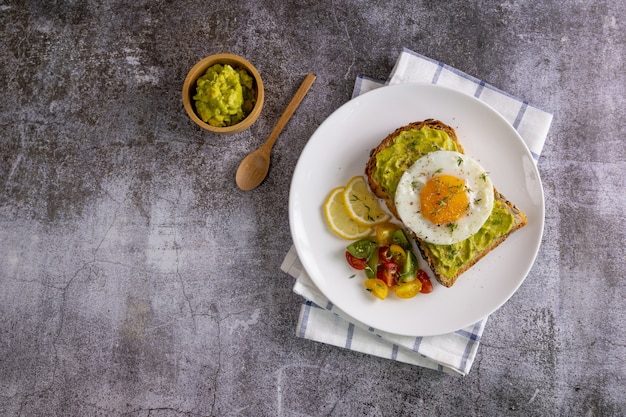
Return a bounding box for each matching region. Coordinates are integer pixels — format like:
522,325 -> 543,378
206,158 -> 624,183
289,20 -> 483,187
1,1 -> 625,416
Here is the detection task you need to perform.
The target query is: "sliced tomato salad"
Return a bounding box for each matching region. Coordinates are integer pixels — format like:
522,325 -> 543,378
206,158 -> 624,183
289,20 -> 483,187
345,223 -> 433,300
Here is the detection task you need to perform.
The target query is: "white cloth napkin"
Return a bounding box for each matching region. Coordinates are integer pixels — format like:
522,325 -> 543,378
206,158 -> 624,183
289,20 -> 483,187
282,47 -> 553,376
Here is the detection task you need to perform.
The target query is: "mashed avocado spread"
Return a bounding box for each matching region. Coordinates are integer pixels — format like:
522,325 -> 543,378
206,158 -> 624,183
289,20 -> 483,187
374,127 -> 459,196
373,126 -> 515,279
193,64 -> 256,127
425,200 -> 514,278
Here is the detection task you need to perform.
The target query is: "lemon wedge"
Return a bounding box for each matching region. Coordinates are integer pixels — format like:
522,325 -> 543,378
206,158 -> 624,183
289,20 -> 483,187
342,176 -> 390,226
323,186 -> 374,240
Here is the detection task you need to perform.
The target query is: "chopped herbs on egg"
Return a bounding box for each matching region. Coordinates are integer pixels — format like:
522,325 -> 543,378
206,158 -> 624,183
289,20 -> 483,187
450,183 -> 465,193
393,149 -> 495,245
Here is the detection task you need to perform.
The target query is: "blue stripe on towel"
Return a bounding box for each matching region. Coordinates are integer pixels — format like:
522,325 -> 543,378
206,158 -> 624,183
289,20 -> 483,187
432,62 -> 444,84
352,74 -> 365,97
455,327 -> 479,340
458,321 -> 483,371
475,80 -> 486,98
513,101 -> 529,129
299,301 -> 313,338
413,337 -> 423,352
346,323 -> 354,349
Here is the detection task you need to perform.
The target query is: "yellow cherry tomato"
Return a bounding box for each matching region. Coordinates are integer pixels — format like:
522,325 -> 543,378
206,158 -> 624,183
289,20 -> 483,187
394,280 -> 422,299
364,278 -> 389,300
376,222 -> 399,246
389,244 -> 407,266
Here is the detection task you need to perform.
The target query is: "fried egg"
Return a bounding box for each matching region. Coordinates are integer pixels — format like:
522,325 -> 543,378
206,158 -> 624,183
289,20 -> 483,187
395,150 -> 494,245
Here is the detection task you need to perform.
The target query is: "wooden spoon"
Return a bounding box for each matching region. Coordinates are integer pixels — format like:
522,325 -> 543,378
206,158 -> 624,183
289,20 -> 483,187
235,73 -> 316,191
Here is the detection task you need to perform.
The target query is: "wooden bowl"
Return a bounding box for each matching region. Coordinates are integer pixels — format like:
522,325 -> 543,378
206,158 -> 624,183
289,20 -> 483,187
182,53 -> 264,134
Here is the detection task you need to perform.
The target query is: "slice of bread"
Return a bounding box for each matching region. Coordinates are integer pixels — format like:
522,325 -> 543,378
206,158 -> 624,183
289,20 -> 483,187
365,119 -> 527,287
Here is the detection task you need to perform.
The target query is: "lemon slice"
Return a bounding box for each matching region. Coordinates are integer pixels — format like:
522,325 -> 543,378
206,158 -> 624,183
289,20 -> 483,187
323,186 -> 374,240
343,176 -> 391,226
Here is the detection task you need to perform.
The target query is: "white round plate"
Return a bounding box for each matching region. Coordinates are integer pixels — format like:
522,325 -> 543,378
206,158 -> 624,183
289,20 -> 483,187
289,83 -> 544,337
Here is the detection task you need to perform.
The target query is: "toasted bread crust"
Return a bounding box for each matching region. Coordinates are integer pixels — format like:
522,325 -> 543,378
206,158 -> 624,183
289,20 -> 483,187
365,119 -> 527,287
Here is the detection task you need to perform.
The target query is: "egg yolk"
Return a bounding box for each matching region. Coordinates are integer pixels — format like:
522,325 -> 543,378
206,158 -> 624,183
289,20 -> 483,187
419,174 -> 469,225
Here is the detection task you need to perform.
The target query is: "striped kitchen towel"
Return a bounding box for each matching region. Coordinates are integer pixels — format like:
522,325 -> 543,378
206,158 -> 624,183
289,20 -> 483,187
385,47 -> 551,162
282,47 -> 553,376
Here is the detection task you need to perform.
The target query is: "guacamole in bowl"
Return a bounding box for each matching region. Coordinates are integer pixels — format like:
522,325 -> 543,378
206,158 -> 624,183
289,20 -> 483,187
193,64 -> 256,127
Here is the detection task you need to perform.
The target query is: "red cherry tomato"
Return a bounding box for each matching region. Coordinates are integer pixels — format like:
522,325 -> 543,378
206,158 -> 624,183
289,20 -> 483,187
345,251 -> 367,270
377,262 -> 399,287
417,269 -> 433,293
379,246 -> 392,263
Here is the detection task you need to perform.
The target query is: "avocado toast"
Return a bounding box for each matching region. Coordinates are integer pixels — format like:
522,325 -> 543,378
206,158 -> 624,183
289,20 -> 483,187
365,119 -> 527,288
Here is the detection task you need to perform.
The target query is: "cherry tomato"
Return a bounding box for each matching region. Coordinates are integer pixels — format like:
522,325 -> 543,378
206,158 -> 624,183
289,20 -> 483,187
364,278 -> 389,300
380,245 -> 406,267
345,251 -> 367,270
394,280 -> 422,299
377,262 -> 399,287
376,222 -> 399,246
389,244 -> 406,266
346,238 -> 376,260
379,246 -> 390,262
417,269 -> 433,293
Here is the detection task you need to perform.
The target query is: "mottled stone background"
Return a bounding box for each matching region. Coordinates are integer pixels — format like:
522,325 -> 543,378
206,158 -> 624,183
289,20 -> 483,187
1,1 -> 625,416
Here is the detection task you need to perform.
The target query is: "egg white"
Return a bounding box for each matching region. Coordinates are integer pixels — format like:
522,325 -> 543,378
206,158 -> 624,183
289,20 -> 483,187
395,150 -> 494,245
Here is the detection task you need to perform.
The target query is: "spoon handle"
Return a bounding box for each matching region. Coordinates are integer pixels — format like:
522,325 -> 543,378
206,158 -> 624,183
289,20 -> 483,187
261,73 -> 316,153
